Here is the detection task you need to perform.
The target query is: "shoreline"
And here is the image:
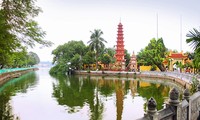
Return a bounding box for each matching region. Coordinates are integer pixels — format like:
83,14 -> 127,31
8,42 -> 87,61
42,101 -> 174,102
75,70 -> 191,89
0,68 -> 38,86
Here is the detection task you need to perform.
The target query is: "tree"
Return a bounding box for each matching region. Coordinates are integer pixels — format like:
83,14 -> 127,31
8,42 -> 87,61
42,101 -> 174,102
186,28 -> 200,72
137,38 -> 167,71
82,51 -> 95,69
101,54 -> 111,67
186,28 -> 200,53
88,29 -> 107,70
0,0 -> 52,48
125,49 -> 130,67
50,40 -> 87,74
0,0 -> 53,68
27,51 -> 40,66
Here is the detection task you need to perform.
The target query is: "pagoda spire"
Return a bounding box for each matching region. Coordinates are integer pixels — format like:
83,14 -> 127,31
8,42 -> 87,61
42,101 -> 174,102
115,22 -> 126,71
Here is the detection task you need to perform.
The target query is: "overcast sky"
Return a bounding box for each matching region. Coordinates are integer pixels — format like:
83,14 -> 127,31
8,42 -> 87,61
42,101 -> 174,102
31,0 -> 200,62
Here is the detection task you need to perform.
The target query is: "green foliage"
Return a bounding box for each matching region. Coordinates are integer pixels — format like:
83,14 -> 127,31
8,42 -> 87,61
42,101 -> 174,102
27,51 -> 40,66
186,28 -> 200,53
137,38 -> 167,71
190,76 -> 199,94
186,28 -> 200,71
0,0 -> 53,48
101,54 -> 111,65
125,49 -> 130,66
50,40 -> 87,74
150,65 -> 157,71
82,51 -> 95,66
0,0 -> 52,68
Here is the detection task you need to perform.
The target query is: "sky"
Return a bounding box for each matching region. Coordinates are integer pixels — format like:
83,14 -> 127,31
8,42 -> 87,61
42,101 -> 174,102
30,0 -> 200,62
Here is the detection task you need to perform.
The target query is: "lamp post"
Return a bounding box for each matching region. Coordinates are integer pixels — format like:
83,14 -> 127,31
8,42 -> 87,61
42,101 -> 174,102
67,62 -> 71,75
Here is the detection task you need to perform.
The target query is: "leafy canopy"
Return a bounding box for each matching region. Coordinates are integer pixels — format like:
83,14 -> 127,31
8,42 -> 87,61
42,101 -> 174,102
137,38 -> 167,71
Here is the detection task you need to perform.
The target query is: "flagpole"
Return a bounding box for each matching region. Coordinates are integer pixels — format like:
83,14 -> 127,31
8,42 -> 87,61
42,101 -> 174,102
156,13 -> 158,40
180,15 -> 182,52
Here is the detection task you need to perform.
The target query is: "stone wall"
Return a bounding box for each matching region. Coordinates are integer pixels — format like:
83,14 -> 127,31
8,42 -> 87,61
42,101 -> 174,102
0,68 -> 38,85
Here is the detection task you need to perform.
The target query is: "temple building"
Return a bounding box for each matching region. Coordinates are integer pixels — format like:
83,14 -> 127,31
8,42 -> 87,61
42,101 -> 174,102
114,22 -> 126,71
164,51 -> 188,71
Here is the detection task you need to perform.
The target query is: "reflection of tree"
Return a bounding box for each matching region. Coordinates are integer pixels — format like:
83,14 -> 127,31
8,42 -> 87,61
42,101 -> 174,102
98,80 -> 115,97
0,72 -> 38,120
90,80 -> 103,120
52,75 -> 104,119
51,75 -> 179,119
137,82 -> 170,110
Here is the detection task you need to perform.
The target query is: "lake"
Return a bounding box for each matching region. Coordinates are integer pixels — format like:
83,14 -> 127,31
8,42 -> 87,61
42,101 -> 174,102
0,68 -> 184,120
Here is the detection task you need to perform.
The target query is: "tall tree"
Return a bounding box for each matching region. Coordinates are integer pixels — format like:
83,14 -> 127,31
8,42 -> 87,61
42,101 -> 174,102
88,29 -> 107,70
137,38 -> 167,71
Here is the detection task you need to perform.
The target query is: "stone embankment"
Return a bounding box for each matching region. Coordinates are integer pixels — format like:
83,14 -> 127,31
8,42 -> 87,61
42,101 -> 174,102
75,70 -> 198,89
0,68 -> 38,85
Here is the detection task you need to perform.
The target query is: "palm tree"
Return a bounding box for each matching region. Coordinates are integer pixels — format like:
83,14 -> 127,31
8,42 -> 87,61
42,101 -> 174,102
88,29 -> 107,70
186,28 -> 200,53
186,28 -> 200,72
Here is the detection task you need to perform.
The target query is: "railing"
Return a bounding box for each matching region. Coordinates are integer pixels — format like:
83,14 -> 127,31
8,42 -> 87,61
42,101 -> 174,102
138,86 -> 200,120
0,67 -> 36,75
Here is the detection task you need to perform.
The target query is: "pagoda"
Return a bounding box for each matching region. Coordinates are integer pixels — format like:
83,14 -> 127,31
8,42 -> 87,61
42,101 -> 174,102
128,51 -> 137,71
115,22 -> 125,71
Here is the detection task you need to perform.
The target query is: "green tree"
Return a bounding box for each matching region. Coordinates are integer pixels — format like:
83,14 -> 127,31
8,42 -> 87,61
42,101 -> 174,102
125,49 -> 130,67
0,0 -> 52,48
27,51 -> 40,66
50,40 -> 86,74
186,28 -> 200,53
137,38 -> 167,71
186,28 -> 200,72
88,29 -> 107,70
101,54 -> 111,67
0,0 -> 52,68
82,51 -> 95,70
192,52 -> 200,73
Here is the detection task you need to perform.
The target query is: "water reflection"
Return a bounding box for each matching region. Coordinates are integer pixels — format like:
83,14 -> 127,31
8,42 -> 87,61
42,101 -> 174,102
51,75 -> 182,120
0,70 -> 183,120
0,72 -> 38,120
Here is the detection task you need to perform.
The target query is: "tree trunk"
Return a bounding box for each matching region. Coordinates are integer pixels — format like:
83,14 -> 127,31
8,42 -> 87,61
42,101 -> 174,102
156,63 -> 166,72
96,53 -> 98,70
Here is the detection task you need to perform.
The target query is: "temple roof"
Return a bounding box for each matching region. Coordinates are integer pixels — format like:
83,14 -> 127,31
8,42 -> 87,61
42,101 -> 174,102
168,53 -> 187,59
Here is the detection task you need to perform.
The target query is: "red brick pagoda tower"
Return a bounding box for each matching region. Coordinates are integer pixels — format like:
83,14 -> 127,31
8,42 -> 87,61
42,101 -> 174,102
115,22 -> 126,71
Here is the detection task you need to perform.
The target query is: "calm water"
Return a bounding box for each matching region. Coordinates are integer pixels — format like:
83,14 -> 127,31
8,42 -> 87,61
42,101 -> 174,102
0,68 -> 183,120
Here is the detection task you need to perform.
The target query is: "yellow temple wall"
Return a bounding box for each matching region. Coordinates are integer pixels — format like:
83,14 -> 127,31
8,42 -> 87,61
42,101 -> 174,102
140,65 -> 160,71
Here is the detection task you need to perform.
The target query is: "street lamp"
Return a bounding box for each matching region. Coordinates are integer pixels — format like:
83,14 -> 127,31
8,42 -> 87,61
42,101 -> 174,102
67,62 -> 71,75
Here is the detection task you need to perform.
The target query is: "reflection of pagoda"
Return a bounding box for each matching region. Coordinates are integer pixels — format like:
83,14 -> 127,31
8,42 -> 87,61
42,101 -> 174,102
128,51 -> 137,71
115,22 -> 125,71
